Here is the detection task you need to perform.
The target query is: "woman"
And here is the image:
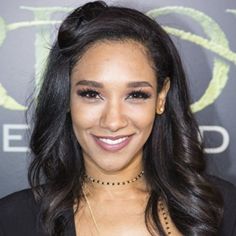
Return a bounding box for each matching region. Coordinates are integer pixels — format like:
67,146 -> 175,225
0,1 -> 236,235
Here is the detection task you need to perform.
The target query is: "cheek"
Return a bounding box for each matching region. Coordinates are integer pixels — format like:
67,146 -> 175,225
136,112 -> 156,134
70,100 -> 100,137
127,103 -> 156,130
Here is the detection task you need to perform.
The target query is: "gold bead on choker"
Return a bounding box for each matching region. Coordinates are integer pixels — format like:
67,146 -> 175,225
158,199 -> 172,235
85,170 -> 144,186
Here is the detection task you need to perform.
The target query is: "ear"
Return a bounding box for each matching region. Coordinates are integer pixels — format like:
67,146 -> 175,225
156,77 -> 170,115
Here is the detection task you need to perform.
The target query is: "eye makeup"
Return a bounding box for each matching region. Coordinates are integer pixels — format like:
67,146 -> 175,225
126,89 -> 152,100
76,88 -> 102,100
77,88 -> 152,100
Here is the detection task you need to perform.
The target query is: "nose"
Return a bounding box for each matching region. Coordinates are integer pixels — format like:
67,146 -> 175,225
100,100 -> 128,132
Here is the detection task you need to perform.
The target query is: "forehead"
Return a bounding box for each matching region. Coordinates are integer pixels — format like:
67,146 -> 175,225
71,40 -> 157,87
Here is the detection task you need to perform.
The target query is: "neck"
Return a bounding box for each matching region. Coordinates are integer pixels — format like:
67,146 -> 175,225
83,177 -> 148,202
84,154 -> 144,183
83,160 -> 148,198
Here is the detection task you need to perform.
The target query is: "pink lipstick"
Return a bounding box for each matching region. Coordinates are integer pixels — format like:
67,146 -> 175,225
92,134 -> 133,152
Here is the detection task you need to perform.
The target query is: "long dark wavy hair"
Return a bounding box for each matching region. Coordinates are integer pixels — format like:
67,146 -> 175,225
28,1 -> 223,235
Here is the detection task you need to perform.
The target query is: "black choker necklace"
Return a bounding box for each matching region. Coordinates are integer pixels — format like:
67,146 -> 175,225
85,170 -> 144,186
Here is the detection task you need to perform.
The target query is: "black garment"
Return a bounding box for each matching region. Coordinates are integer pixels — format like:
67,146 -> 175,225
0,176 -> 236,236
0,187 -> 75,236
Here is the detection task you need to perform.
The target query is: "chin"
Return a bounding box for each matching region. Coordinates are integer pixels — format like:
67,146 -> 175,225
100,155 -> 142,174
96,162 -> 127,173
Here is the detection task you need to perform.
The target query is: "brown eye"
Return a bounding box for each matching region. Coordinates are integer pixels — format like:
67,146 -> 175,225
127,90 -> 151,100
77,89 -> 102,99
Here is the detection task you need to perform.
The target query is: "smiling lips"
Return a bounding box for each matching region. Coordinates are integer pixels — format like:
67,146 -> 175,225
93,134 -> 133,152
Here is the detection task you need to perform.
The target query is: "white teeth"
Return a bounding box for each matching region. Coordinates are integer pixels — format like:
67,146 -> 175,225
99,137 -> 128,145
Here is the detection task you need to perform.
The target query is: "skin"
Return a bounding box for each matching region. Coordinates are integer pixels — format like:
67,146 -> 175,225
70,40 -> 172,235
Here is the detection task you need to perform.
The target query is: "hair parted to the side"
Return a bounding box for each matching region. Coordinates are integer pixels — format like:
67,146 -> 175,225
28,1 -> 223,235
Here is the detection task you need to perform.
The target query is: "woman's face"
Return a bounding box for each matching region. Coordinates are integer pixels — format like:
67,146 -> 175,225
70,40 -> 167,173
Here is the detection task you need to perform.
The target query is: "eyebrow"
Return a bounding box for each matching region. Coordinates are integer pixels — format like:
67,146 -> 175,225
75,80 -> 103,88
127,81 -> 153,88
75,80 -> 153,88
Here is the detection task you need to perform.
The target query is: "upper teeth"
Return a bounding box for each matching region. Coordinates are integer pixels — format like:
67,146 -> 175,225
99,137 -> 128,145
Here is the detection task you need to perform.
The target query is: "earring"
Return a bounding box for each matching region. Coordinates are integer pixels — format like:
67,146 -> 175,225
156,107 -> 164,115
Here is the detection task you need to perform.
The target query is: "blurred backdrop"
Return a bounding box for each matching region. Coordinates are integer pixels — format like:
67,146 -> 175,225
1,0 -> 236,198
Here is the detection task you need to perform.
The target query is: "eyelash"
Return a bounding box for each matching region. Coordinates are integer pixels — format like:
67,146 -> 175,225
77,89 -> 101,99
76,88 -> 151,100
127,90 -> 151,100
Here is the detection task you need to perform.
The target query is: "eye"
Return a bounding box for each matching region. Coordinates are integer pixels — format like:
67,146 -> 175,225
77,89 -> 102,100
127,90 -> 151,100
